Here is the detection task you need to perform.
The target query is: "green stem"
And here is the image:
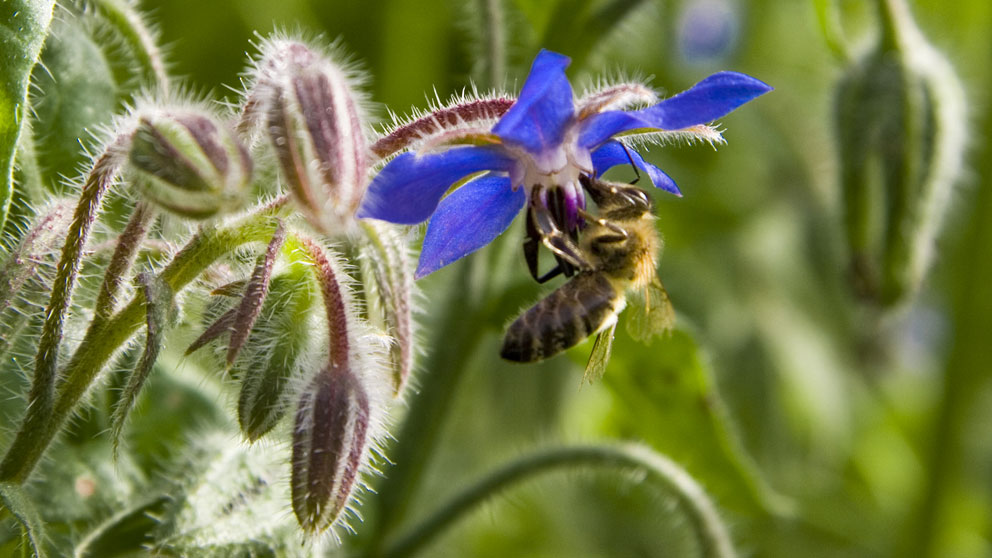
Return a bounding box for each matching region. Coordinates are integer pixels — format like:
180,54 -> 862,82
367,261 -> 485,550
0,137 -> 128,483
380,444 -> 736,558
478,0 -> 505,90
0,204 -> 286,483
899,52 -> 992,558
876,0 -> 913,52
86,0 -> 170,92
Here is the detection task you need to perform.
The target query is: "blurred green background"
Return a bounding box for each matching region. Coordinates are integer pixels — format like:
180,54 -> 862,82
156,0 -> 992,556
9,0 -> 992,556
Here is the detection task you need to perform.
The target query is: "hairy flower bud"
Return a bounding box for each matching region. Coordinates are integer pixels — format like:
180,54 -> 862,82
247,38 -> 370,234
128,109 -> 252,219
834,0 -> 965,306
291,366 -> 370,534
288,235 -> 386,534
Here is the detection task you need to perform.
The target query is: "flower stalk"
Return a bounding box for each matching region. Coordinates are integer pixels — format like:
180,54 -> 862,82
0,134 -> 129,483
290,235 -> 381,534
0,203 -> 287,483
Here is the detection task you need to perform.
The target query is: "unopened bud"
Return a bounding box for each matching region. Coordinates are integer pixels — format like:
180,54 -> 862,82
291,365 -> 371,534
237,266 -> 317,441
834,0 -> 965,307
249,38 -> 369,233
128,110 -> 252,219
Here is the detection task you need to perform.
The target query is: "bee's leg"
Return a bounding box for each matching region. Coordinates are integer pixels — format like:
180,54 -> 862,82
577,208 -> 628,241
523,211 -> 542,281
535,262 -> 565,283
531,201 -> 592,272
621,142 -> 641,185
524,203 -> 580,282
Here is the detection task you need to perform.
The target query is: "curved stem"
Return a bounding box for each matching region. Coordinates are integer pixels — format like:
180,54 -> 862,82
86,0 -> 170,92
0,203 -> 287,482
380,444 -> 736,558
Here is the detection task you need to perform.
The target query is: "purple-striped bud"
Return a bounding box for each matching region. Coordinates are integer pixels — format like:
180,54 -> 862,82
128,110 -> 252,219
288,234 -> 388,535
291,365 -> 371,534
247,38 -> 370,234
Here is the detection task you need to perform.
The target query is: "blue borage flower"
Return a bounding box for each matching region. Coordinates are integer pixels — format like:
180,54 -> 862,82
358,49 -> 771,278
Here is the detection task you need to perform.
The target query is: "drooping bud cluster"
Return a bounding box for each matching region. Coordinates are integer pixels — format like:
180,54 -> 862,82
242,37 -> 370,234
127,108 -> 252,218
834,0 -> 966,307
186,227 -> 393,536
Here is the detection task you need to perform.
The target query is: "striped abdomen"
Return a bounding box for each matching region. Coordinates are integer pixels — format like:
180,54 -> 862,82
501,273 -> 620,362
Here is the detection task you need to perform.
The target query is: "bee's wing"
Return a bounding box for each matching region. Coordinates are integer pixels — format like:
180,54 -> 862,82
625,277 -> 675,343
583,321 -> 617,383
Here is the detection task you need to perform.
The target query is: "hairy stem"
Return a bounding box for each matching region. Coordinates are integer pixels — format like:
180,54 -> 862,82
380,444 -> 736,558
0,137 -> 128,482
86,0 -> 170,92
91,201 -> 155,325
0,204 -> 286,482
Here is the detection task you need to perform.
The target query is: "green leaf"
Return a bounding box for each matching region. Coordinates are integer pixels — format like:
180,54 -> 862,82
157,433 -> 313,557
0,0 -> 56,232
30,14 -> 119,193
0,481 -> 46,558
74,496 -> 170,558
599,328 -> 791,518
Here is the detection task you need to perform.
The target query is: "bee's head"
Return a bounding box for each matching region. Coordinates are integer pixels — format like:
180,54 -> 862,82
579,175 -> 652,221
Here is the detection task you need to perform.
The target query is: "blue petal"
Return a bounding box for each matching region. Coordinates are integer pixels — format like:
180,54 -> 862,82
591,141 -> 681,196
579,71 -> 772,150
492,50 -> 576,155
416,175 -> 524,278
357,146 -> 514,225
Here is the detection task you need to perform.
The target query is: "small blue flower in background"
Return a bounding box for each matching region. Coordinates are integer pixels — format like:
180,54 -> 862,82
357,49 -> 771,278
678,0 -> 740,63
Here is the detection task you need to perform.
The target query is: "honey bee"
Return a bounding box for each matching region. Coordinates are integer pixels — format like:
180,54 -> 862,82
501,175 -> 675,379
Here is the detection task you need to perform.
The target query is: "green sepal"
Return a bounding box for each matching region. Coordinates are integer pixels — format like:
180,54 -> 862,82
110,273 -> 176,455
0,482 -> 47,558
236,265 -> 317,441
73,495 -> 170,558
